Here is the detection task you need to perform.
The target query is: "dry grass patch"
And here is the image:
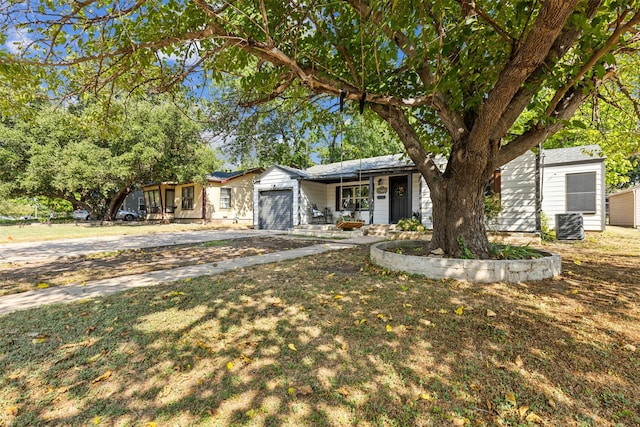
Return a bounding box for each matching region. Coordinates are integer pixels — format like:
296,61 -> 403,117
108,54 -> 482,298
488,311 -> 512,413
0,228 -> 638,426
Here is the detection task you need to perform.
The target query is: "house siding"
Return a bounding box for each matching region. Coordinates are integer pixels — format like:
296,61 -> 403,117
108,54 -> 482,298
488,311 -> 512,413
174,183 -> 204,220
541,161 -> 606,231
497,151 -> 537,232
300,181 -> 329,223
206,175 -> 256,224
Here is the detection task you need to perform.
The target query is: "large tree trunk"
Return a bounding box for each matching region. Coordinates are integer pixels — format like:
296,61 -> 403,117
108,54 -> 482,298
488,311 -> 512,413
430,168 -> 491,259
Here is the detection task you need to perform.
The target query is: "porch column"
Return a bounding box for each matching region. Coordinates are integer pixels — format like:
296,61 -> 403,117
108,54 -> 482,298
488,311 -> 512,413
369,176 -> 374,224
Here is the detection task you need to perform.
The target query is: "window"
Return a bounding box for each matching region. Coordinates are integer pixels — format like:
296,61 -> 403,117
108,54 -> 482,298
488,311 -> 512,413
335,185 -> 370,211
144,189 -> 160,213
220,188 -> 232,209
165,189 -> 176,213
182,186 -> 194,210
566,172 -> 596,213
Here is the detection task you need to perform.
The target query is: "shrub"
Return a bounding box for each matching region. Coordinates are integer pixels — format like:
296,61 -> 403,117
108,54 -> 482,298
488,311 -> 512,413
397,218 -> 426,232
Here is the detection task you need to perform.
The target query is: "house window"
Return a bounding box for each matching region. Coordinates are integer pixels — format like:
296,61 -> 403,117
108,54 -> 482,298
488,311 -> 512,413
165,189 -> 176,213
220,188 -> 232,209
566,172 -> 596,213
335,185 -> 370,211
182,186 -> 194,210
144,189 -> 160,213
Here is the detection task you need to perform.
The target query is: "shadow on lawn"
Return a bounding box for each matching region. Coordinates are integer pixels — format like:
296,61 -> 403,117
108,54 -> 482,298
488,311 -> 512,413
1,244 -> 639,426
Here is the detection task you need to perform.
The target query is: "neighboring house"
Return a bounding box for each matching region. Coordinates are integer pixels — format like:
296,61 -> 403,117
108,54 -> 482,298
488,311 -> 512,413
121,188 -> 145,214
253,145 -> 606,232
142,168 -> 263,225
608,186 -> 640,228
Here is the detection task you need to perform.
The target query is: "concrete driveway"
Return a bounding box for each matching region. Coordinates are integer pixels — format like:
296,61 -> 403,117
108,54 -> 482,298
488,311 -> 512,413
0,228 -> 284,263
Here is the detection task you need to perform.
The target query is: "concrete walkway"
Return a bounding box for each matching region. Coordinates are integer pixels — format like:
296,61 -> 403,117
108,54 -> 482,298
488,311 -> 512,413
0,234 -> 385,316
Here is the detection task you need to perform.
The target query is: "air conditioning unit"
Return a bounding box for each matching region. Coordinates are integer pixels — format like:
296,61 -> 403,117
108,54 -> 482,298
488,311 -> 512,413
556,213 -> 584,240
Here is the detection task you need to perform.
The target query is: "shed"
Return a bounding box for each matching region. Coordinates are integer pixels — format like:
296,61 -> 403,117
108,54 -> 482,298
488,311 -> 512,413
609,186 -> 640,228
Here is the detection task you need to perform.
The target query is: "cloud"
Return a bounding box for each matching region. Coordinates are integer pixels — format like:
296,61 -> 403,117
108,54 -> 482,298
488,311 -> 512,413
4,27 -> 33,55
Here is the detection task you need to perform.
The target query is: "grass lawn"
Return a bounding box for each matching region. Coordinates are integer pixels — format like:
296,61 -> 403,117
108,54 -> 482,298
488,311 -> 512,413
0,228 -> 638,426
0,222 -> 250,244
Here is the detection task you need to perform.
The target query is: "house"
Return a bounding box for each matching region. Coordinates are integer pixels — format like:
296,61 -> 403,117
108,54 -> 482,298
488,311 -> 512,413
253,145 -> 606,232
142,168 -> 263,224
608,186 -> 640,228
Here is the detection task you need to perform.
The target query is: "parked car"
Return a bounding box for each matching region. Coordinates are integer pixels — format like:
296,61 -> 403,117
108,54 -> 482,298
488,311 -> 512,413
115,209 -> 139,221
73,209 -> 90,220
19,215 -> 37,220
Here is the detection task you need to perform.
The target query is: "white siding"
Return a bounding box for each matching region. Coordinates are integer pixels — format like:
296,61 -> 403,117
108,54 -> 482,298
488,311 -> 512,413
373,176 -> 390,224
300,181 -> 329,224
253,167 -> 301,228
420,176 -> 433,229
497,151 -> 537,232
541,162 -> 605,231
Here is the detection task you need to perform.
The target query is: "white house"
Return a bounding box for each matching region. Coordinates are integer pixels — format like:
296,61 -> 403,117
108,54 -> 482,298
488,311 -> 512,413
253,145 -> 606,233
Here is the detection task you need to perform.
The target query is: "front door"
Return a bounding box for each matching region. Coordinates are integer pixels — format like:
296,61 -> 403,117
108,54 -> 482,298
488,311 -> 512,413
389,176 -> 409,223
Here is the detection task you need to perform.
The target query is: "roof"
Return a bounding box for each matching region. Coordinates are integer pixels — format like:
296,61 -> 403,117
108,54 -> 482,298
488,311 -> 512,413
304,154 -> 415,180
207,168 -> 264,183
542,145 -> 605,166
608,185 -> 640,198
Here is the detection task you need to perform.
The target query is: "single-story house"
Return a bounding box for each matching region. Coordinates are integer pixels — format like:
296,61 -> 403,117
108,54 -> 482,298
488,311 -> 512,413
253,145 -> 606,232
608,186 -> 640,228
142,168 -> 263,224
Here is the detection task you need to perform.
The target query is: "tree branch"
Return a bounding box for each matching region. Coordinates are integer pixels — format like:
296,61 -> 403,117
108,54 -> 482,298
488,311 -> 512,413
545,10 -> 640,115
467,0 -> 580,156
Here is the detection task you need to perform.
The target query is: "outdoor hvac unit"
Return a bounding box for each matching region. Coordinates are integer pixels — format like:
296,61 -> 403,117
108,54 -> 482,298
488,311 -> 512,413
555,213 -> 584,240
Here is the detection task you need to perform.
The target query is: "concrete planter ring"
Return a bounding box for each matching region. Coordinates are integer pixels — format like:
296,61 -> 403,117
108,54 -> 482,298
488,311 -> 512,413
370,240 -> 561,283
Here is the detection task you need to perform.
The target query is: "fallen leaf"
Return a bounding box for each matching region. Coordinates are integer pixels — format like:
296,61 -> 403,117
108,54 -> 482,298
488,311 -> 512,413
570,289 -> 579,294
37,283 -> 50,289
515,355 -> 524,367
288,343 -> 297,351
240,354 -> 252,364
455,306 -> 464,316
87,353 -> 103,363
333,294 -> 343,299
386,324 -> 393,332
93,416 -> 100,425
486,309 -> 497,317
326,273 -> 335,278
452,417 -> 468,426
438,309 -> 448,314
184,278 -> 191,283
144,422 -> 157,427
287,387 -> 295,395
419,393 -> 432,401
6,406 -> 18,415
337,387 -> 350,396
573,259 -> 582,265
518,405 -> 529,419
299,385 -> 314,395
91,371 -> 112,384
505,392 -> 517,406
526,412 -> 543,423
226,361 -> 234,371
245,409 -> 255,418
622,344 -> 637,352
403,303 -> 413,308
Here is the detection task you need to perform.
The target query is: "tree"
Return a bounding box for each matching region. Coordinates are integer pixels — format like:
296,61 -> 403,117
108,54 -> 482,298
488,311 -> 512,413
0,97 -> 220,219
2,1 -> 639,257
546,54 -> 640,189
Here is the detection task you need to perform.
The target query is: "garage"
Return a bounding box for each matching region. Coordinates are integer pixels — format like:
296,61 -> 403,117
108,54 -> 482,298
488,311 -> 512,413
258,190 -> 293,230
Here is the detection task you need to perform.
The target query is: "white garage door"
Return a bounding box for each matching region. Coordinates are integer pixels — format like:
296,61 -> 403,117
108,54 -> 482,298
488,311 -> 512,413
259,190 -> 293,230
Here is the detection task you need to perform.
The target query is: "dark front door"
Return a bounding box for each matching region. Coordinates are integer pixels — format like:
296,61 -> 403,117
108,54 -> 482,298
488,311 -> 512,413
389,176 -> 409,224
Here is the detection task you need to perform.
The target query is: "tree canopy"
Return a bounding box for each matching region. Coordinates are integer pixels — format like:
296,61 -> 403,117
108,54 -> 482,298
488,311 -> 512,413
0,98 -> 220,219
1,0 -> 639,256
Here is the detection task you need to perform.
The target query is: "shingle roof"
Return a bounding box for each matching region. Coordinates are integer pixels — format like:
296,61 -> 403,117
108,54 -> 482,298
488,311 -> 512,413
542,145 -> 605,166
207,168 -> 263,183
305,154 -> 414,179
